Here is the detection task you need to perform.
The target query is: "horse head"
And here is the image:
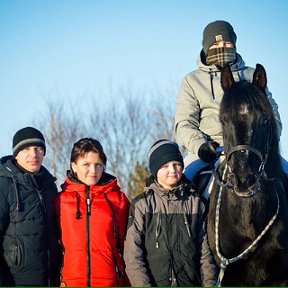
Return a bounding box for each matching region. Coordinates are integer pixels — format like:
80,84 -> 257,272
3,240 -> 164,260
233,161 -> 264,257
220,64 -> 280,196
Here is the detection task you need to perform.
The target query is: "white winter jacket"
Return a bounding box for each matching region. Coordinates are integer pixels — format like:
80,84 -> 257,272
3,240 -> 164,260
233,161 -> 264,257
174,52 -> 282,159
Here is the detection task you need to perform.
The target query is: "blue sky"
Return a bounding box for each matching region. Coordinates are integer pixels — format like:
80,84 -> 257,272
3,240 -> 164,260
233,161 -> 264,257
1,0 -> 288,158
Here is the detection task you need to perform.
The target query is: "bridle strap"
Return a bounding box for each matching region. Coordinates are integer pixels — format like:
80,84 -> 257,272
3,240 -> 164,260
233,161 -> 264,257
226,145 -> 264,162
226,144 -> 268,174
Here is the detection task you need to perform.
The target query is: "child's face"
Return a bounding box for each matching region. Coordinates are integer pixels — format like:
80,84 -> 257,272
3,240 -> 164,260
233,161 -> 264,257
156,161 -> 183,190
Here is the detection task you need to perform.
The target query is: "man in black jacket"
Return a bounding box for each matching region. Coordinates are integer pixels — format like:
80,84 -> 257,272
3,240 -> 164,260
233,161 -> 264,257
0,126 -> 61,286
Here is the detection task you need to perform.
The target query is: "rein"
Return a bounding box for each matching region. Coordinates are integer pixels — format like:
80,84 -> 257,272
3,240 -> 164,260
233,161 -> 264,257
214,165 -> 280,287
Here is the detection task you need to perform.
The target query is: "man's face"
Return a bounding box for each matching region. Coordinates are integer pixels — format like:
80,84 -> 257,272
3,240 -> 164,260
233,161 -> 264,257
208,40 -> 234,50
15,146 -> 44,173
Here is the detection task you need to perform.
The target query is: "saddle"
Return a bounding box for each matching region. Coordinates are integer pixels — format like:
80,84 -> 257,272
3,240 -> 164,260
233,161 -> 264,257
193,165 -> 214,200
193,156 -> 224,201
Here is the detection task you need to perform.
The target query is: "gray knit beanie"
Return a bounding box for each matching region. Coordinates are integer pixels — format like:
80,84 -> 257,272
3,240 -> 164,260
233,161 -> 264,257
202,20 -> 237,55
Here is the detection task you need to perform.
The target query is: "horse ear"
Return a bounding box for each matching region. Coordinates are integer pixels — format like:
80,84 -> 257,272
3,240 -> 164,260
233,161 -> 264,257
253,64 -> 267,90
221,64 -> 235,91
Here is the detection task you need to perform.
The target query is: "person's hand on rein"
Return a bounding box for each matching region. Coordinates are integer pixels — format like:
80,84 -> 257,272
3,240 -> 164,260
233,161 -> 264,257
198,141 -> 220,163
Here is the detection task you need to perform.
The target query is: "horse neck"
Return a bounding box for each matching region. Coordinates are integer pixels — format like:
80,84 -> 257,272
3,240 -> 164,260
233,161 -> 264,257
265,143 -> 283,180
219,182 -> 278,232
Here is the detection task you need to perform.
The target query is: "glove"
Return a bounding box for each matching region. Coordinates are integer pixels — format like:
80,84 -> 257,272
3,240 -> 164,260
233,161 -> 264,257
198,141 -> 220,163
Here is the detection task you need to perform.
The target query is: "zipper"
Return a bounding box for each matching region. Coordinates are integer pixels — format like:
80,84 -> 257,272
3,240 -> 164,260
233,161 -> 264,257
32,176 -> 51,283
209,69 -> 216,100
86,186 -> 91,287
155,212 -> 161,248
183,213 -> 191,238
170,261 -> 177,286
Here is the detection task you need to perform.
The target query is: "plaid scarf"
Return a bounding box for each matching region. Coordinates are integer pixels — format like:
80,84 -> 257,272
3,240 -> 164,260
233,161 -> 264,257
206,47 -> 236,67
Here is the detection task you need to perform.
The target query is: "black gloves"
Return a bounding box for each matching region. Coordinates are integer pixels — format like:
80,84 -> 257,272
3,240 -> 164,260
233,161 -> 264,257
198,141 -> 220,163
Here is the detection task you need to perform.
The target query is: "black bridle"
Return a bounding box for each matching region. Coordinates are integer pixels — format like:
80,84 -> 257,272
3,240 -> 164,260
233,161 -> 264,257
216,120 -> 272,197
226,144 -> 267,173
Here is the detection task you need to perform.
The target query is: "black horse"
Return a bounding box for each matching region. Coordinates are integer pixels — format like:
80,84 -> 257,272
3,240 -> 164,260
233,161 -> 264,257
207,64 -> 288,286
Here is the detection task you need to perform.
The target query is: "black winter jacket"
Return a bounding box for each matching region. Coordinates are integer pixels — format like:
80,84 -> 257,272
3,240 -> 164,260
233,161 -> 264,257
124,176 -> 217,287
0,156 -> 62,286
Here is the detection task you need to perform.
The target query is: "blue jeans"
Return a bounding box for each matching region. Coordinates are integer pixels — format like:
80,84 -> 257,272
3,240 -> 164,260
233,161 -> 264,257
184,158 -> 210,181
183,152 -> 211,181
281,157 -> 288,175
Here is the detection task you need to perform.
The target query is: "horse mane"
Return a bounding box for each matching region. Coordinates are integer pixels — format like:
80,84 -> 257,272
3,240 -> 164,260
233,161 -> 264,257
220,79 -> 283,179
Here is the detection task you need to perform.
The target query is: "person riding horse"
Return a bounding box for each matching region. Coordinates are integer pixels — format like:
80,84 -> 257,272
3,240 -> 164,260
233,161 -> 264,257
174,20 -> 286,183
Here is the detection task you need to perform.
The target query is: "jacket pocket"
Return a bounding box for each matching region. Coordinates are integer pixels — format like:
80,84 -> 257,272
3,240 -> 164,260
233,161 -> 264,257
3,238 -> 23,270
112,250 -> 125,286
13,239 -> 22,268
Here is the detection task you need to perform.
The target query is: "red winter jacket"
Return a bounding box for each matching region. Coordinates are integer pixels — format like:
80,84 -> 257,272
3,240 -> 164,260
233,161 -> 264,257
56,172 -> 130,287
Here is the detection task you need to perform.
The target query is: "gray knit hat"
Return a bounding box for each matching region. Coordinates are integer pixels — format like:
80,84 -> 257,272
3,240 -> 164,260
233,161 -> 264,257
148,139 -> 184,178
13,127 -> 46,157
202,20 -> 237,55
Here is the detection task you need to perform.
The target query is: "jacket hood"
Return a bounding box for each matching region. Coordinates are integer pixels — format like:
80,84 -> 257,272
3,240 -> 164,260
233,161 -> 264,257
197,50 -> 246,73
0,156 -> 14,177
0,155 -> 56,183
0,155 -> 56,212
61,171 -> 121,194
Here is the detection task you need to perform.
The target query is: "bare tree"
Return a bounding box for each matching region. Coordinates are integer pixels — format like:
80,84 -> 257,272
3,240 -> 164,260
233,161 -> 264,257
148,87 -> 176,141
36,85 -> 177,196
88,94 -> 152,195
38,99 -> 86,184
